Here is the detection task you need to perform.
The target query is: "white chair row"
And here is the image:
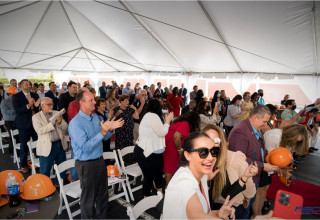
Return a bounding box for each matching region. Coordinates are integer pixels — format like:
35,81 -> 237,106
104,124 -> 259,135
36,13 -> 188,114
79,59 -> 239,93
53,148 -> 136,220
0,120 -> 9,153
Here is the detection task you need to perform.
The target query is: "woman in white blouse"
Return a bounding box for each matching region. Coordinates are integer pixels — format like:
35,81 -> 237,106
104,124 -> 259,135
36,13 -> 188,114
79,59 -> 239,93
163,132 -> 236,219
196,101 -> 221,130
134,99 -> 174,197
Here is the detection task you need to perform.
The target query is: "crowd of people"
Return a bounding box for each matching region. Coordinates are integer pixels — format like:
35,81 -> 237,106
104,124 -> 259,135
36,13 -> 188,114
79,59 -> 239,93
0,78 -> 319,219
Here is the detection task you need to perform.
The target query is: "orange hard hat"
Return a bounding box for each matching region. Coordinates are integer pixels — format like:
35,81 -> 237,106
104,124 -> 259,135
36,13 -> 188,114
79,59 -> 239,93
20,174 -> 55,200
266,147 -> 293,168
209,97 -> 213,101
106,165 -> 121,177
204,97 -> 208,101
7,86 -> 18,95
274,104 -> 279,108
0,170 -> 25,195
280,105 -> 285,109
27,160 -> 39,169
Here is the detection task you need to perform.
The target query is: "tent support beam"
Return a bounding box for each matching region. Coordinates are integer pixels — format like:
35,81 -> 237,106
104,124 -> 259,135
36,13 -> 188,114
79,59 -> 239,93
0,1 -> 23,7
85,49 -> 120,72
0,1 -> 40,17
197,0 -> 243,73
86,48 -> 148,71
59,1 -> 96,72
312,1 -> 319,75
118,0 -> 189,73
18,47 -> 81,68
60,47 -> 82,71
63,0 -> 147,71
0,57 -> 14,68
16,1 -> 53,67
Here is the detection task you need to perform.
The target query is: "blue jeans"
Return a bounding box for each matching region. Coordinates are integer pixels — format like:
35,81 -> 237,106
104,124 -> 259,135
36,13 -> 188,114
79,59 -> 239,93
242,182 -> 259,219
18,128 -> 38,168
70,150 -> 78,180
39,141 -> 66,180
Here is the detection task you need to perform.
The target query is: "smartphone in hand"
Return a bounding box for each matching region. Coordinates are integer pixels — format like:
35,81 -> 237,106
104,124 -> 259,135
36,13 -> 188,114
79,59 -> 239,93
273,190 -> 303,219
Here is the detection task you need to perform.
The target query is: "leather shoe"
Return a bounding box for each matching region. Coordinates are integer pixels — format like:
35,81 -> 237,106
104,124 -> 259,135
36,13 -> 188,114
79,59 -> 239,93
310,147 -> 319,151
21,167 -> 30,173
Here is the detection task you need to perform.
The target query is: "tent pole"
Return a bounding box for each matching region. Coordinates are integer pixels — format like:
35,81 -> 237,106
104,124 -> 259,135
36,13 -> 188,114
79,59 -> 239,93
60,48 -> 82,71
59,1 -> 96,72
311,1 -> 319,75
118,0 -> 189,73
16,1 -> 53,68
197,0 -> 243,73
86,48 -> 148,72
18,48 -> 81,68
85,49 -> 120,72
0,57 -> 14,68
0,1 -> 40,17
63,0 -> 147,71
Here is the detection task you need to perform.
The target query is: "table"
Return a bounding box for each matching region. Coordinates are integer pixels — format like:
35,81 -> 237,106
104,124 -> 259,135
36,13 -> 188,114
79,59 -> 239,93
0,191 -> 59,219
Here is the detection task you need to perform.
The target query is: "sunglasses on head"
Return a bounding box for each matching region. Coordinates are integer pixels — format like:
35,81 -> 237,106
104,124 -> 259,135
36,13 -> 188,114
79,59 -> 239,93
186,146 -> 220,159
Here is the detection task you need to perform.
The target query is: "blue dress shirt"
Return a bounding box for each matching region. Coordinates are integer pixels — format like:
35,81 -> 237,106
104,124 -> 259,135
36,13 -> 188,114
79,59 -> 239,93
69,110 -> 112,161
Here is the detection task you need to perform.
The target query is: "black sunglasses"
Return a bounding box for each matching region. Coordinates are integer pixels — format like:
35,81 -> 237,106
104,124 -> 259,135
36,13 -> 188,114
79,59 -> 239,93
186,147 -> 220,159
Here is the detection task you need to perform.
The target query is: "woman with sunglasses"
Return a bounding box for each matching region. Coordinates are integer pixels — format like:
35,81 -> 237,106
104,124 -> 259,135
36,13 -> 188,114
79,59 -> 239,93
163,132 -> 237,219
202,124 -> 258,219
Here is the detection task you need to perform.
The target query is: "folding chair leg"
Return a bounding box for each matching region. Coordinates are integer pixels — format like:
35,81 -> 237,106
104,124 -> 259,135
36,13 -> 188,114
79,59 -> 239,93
14,149 -> 20,169
126,177 -> 135,201
121,182 -> 130,203
0,142 -> 4,154
58,192 -> 63,215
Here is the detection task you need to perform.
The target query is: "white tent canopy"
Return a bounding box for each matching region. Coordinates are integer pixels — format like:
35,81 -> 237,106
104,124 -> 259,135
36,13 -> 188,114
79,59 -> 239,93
0,0 -> 319,75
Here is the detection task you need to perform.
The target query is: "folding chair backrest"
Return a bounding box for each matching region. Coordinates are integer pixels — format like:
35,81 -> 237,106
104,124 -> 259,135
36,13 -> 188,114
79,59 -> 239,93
55,159 -> 76,174
119,146 -> 135,157
27,141 -> 38,174
103,151 -> 121,171
10,129 -> 19,145
127,191 -> 163,220
0,120 -> 4,126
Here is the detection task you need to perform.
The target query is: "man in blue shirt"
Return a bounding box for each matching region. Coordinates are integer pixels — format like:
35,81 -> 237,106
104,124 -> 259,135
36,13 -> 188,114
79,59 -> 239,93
69,90 -> 124,219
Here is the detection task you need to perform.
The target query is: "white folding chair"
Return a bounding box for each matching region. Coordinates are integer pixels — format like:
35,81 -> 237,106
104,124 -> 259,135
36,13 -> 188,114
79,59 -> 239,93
27,140 -> 40,175
10,129 -> 20,169
54,160 -> 81,220
127,191 -> 163,220
102,151 -> 130,203
0,120 -> 9,153
117,146 -> 143,201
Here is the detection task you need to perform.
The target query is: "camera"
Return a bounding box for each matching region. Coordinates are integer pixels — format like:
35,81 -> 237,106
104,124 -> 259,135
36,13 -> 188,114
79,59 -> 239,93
279,192 -> 290,205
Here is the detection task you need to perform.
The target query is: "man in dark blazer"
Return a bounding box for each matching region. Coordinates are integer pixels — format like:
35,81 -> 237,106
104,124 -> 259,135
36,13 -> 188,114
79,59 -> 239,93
12,79 -> 40,173
45,82 -> 64,110
179,83 -> 188,106
228,105 -> 278,218
99,81 -> 107,99
155,82 -> 164,98
59,81 -> 77,123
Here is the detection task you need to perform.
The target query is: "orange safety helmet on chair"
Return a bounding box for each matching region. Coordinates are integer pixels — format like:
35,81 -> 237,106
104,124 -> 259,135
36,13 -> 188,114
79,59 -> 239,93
266,147 -> 293,168
280,105 -> 285,109
0,170 -> 25,195
20,174 -> 55,200
106,165 -> 121,177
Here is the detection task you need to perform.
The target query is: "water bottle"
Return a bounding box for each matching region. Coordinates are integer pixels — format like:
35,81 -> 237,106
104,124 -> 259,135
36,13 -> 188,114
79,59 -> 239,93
110,168 -> 115,180
6,173 -> 20,207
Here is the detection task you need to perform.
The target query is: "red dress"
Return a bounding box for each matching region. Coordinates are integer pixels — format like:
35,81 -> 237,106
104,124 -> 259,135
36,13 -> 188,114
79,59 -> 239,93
163,121 -> 190,174
167,93 -> 182,117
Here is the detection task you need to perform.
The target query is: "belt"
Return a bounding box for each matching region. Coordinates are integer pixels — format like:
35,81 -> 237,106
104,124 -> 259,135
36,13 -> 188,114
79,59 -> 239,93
77,156 -> 103,162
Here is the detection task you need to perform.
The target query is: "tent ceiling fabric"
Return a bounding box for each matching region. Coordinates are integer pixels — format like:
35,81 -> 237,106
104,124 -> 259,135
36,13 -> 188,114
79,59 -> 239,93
0,0 -> 319,75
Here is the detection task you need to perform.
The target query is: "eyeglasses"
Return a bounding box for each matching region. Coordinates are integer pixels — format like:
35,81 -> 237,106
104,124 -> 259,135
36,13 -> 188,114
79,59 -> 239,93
186,147 -> 220,159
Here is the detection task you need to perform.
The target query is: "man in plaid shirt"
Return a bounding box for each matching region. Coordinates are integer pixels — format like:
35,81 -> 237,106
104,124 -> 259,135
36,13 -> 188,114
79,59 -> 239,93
228,105 -> 278,218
